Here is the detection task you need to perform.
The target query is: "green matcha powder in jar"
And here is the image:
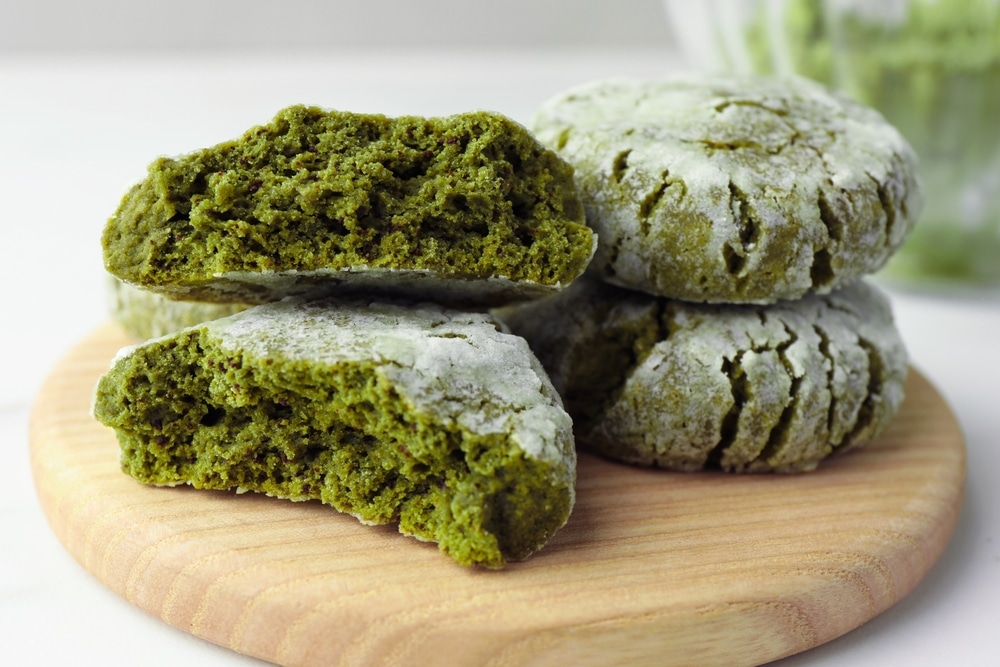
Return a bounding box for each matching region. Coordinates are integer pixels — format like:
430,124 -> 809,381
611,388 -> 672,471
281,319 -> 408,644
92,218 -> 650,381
664,0 -> 1000,287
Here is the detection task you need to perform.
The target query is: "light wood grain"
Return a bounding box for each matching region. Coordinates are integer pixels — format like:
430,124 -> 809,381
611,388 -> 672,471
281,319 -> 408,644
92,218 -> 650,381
29,323 -> 965,667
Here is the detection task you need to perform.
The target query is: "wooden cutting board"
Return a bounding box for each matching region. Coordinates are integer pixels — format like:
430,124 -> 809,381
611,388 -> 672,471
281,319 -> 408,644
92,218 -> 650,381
30,323 -> 965,667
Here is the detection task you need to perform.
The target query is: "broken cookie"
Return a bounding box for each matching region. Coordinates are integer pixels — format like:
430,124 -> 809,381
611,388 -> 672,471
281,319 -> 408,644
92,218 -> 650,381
93,297 -> 576,568
103,105 -> 594,308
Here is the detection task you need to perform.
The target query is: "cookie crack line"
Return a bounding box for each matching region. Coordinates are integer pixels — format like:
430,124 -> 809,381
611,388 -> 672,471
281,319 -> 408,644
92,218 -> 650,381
810,187 -> 849,289
554,127 -> 573,151
866,170 -> 900,253
708,351 -> 748,468
817,189 -> 845,242
696,138 -> 771,153
638,170 -> 672,234
812,324 -> 839,443
713,98 -> 791,117
749,317 -> 802,469
838,337 -> 884,452
724,179 -> 757,279
699,103 -> 803,155
787,130 -> 826,162
611,149 -> 632,184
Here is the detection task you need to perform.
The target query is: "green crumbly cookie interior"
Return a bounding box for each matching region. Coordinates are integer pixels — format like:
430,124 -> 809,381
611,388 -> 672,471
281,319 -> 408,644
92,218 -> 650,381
102,105 -> 591,299
92,329 -> 571,568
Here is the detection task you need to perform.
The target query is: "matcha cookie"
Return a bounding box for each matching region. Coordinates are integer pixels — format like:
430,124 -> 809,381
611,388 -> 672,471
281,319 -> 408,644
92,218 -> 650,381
108,277 -> 252,341
499,277 -> 907,472
531,75 -> 922,303
93,297 -> 576,568
103,104 -> 595,308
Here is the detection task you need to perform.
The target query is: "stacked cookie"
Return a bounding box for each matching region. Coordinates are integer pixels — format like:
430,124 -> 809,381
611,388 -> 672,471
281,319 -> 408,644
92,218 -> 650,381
500,75 -> 919,473
94,105 -> 595,568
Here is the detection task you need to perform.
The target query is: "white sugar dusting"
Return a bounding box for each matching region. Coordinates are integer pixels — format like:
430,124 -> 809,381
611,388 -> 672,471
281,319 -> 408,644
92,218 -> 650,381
532,75 -> 922,302
203,298 -> 574,466
504,277 -> 907,472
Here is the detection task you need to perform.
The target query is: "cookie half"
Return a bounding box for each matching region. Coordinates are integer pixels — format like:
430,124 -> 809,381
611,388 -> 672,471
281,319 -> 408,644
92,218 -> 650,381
499,277 -> 907,472
93,297 -> 576,568
532,75 -> 922,303
103,105 -> 595,308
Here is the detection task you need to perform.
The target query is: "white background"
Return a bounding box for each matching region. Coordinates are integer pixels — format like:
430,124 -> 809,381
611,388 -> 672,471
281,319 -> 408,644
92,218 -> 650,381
1,0 -> 674,52
1,2 -> 998,666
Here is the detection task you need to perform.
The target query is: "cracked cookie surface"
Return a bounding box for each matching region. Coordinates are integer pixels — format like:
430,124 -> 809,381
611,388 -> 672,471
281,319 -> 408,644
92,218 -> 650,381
499,277 -> 907,472
103,105 -> 594,308
531,75 -> 922,303
93,297 -> 576,568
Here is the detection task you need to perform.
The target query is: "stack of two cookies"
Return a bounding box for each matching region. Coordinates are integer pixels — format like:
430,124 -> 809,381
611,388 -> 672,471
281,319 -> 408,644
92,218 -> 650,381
94,105 -> 599,568
501,76 -> 921,473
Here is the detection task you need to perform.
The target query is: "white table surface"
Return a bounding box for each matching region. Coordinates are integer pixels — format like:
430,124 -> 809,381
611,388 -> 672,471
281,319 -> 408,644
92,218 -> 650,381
1,51 -> 997,666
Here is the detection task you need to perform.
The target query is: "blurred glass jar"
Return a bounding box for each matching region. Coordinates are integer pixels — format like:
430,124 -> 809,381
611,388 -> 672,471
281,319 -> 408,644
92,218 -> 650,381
664,0 -> 1000,287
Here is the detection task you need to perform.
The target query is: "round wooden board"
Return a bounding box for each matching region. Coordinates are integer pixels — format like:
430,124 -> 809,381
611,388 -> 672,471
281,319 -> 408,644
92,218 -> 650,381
30,323 -> 965,667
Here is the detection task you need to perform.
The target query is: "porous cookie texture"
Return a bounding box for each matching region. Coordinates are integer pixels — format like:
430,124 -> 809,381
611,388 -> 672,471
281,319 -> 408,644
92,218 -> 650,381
499,277 -> 908,472
108,277 -> 252,341
531,75 -> 922,303
102,104 -> 594,308
92,297 -> 576,568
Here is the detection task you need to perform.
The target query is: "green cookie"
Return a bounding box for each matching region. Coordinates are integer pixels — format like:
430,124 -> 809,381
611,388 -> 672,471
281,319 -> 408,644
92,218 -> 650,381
500,277 -> 907,473
93,297 -> 576,568
532,75 -> 922,303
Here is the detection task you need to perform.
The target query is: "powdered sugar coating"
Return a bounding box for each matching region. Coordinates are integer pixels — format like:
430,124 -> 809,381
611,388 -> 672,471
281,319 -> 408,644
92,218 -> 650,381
501,278 -> 907,472
532,75 -> 923,303
107,277 -> 252,340
203,298 -> 574,472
